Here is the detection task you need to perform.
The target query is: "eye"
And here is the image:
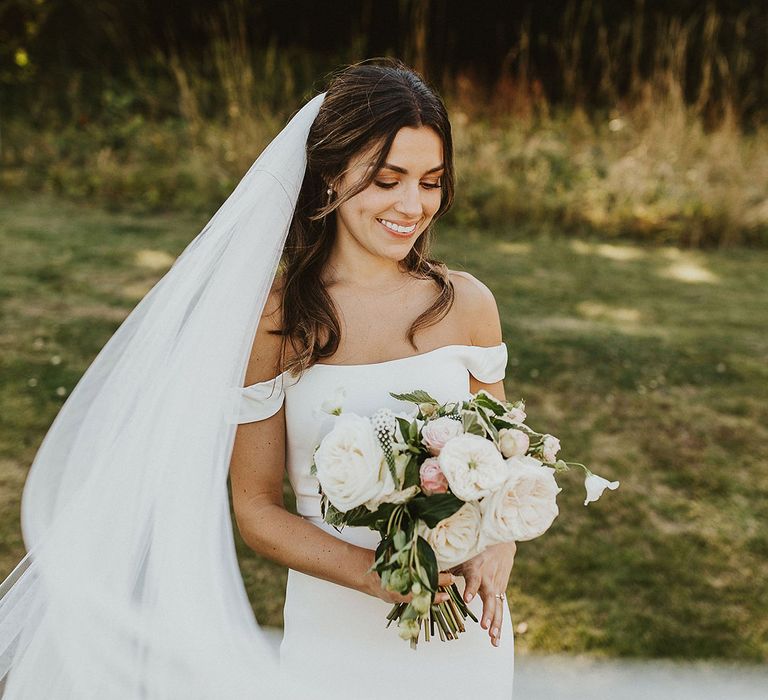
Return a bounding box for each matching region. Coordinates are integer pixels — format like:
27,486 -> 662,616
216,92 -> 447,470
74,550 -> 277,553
421,181 -> 442,190
374,181 -> 398,189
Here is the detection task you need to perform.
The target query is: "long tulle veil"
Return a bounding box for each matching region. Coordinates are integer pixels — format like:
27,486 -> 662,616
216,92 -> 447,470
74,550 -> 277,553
0,92 -> 327,699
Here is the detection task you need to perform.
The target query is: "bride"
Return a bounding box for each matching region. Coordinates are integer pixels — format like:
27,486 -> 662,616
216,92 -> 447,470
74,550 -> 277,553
0,59 -> 515,698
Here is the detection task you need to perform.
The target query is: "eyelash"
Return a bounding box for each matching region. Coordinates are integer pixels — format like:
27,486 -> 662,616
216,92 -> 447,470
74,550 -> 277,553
374,181 -> 442,190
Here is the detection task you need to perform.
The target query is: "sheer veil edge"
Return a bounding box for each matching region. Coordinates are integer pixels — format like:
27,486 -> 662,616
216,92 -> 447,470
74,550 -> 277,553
0,93 -> 327,699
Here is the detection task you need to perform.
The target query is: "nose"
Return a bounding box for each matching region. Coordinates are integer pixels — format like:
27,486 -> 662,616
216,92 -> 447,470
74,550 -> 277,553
394,181 -> 422,219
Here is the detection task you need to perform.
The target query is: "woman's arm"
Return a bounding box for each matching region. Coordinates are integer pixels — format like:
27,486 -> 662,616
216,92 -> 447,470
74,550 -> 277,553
449,270 -> 516,647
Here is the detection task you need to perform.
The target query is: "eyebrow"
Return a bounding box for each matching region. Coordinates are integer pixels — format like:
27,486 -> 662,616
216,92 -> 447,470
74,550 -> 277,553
380,162 -> 445,175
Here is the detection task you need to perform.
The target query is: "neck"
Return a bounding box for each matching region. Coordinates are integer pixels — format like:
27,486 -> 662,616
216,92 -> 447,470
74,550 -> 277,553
323,237 -> 410,290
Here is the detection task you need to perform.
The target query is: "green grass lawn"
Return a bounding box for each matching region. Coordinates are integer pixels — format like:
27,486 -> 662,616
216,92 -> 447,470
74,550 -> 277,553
1,192 -> 766,661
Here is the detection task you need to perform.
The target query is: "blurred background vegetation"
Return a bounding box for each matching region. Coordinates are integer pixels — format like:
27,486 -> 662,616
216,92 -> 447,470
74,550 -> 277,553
3,0 -> 768,245
1,0 -> 766,663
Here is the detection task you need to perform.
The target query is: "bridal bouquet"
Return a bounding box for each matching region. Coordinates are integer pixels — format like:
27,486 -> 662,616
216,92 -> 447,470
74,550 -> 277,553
310,389 -> 619,649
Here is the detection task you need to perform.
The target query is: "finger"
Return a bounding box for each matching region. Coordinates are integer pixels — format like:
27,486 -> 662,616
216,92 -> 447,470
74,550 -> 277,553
490,593 -> 504,646
480,589 -> 496,631
437,572 -> 455,588
463,572 -> 481,604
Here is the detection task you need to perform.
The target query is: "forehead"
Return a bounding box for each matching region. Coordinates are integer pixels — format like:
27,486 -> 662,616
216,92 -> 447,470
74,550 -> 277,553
386,126 -> 443,164
351,126 -> 444,172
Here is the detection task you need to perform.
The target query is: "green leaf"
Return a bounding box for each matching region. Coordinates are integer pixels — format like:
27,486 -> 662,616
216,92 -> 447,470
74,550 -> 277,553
390,389 -> 439,405
324,502 -> 347,526
416,535 -> 438,591
473,390 -> 507,415
344,501 -> 399,528
403,455 -> 420,489
395,416 -> 412,443
461,411 -> 485,436
408,418 -> 419,441
408,493 -> 464,528
474,407 -> 500,441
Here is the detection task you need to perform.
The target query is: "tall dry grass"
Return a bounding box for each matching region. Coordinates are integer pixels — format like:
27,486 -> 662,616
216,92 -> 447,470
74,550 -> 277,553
2,3 -> 766,246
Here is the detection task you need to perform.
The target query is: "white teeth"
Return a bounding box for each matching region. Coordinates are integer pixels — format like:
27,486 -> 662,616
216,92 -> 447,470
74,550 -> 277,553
378,218 -> 416,234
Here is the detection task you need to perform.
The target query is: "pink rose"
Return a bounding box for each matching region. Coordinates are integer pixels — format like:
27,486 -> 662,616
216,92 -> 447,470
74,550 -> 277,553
419,457 -> 449,495
421,416 -> 463,456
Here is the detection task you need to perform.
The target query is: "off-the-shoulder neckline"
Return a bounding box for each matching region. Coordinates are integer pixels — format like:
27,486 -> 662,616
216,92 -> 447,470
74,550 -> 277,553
241,342 -> 507,389
312,342 -> 505,369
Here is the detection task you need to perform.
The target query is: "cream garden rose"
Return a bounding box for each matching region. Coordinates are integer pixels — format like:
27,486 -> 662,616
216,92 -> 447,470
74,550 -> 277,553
498,427 -> 529,458
437,433 -> 508,501
314,413 -> 393,511
479,455 -> 561,545
421,416 -> 463,456
418,501 -> 482,570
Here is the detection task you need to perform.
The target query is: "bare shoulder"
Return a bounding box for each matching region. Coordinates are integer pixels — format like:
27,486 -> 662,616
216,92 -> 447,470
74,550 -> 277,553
447,269 -> 503,347
243,275 -> 285,386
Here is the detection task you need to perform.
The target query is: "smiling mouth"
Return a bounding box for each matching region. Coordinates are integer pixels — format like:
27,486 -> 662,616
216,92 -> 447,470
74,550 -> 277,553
376,218 -> 418,234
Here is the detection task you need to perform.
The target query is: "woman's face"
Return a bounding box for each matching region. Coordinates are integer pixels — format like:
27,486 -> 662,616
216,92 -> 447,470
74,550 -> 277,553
333,125 -> 444,262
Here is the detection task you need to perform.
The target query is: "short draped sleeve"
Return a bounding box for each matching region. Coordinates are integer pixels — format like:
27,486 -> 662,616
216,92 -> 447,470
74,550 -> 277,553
228,374 -> 287,424
460,342 -> 508,384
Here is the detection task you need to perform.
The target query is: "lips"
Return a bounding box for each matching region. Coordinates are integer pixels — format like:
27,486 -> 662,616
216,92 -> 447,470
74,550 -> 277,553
376,217 -> 419,236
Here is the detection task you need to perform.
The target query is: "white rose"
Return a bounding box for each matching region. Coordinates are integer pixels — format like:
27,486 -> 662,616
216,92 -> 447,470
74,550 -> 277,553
314,413 -> 392,512
583,472 -> 620,506
503,404 -> 527,424
479,455 -> 561,545
437,433 -> 508,501
421,416 -> 464,456
418,502 -> 482,570
498,428 -> 529,458
541,435 -> 561,463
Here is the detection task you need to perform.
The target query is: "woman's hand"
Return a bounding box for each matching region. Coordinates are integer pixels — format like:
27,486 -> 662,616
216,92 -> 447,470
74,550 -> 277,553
360,552 -> 454,605
449,541 -> 516,646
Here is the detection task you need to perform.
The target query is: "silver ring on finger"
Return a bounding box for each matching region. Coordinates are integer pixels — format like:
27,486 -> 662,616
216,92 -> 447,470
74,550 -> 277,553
494,593 -> 505,600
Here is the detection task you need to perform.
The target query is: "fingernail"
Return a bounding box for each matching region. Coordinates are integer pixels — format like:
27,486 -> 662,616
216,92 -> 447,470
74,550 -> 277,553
493,638 -> 499,647
466,593 -> 473,602
484,619 -> 490,628
492,627 -> 499,637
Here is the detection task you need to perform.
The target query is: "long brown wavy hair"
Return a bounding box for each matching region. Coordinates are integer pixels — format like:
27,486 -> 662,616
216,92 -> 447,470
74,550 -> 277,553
273,58 -> 456,377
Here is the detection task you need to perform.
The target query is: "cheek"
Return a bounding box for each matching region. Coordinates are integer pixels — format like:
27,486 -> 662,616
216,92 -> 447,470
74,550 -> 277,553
424,192 -> 442,218
347,191 -> 392,220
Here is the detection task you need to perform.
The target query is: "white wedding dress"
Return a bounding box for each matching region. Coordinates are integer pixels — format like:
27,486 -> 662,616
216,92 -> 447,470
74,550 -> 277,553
234,342 -> 515,700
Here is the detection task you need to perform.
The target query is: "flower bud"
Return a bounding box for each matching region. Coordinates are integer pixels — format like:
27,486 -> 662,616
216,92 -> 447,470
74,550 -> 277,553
411,591 -> 432,615
386,568 -> 410,593
397,618 -> 421,641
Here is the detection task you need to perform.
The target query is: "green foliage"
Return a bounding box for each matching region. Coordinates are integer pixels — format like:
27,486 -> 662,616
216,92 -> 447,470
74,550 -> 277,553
407,493 -> 464,529
2,27 -> 766,250
389,390 -> 438,404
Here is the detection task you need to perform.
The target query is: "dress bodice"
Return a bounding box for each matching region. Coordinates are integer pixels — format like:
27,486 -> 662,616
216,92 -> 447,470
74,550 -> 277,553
230,342 -> 508,525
